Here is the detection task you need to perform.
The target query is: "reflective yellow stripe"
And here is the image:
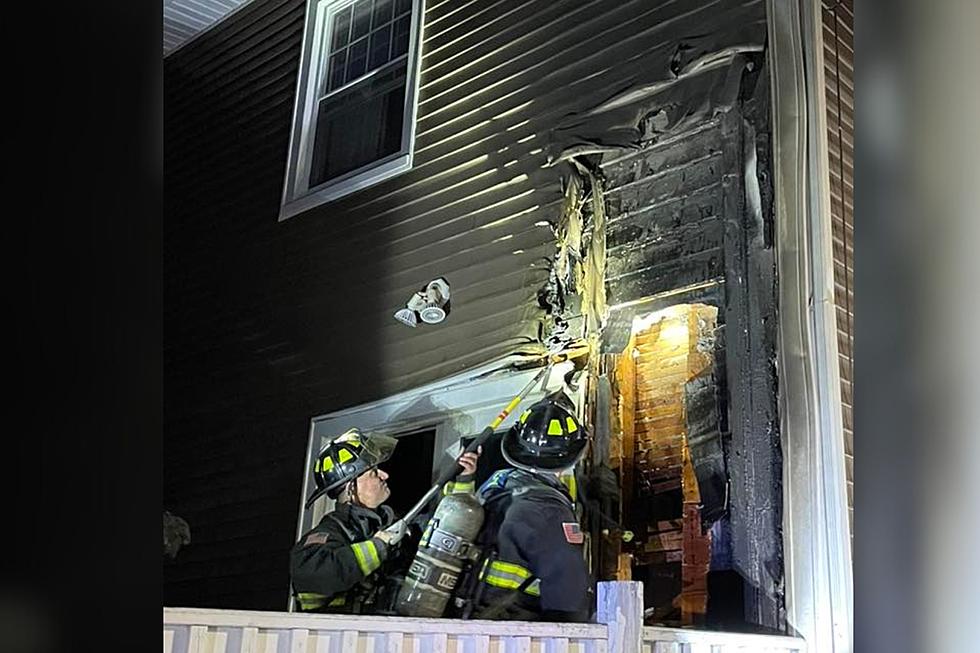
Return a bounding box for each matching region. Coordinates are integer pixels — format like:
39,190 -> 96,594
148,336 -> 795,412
490,560 -> 532,578
566,417 -> 578,433
337,448 -> 354,464
321,457 -> 334,472
548,419 -> 563,435
351,540 -> 381,575
296,592 -> 328,609
482,561 -> 540,595
443,480 -> 475,495
560,472 -> 577,501
296,592 -> 346,610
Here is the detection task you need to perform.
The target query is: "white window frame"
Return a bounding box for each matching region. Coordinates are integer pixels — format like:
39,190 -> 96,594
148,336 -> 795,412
279,0 -> 426,221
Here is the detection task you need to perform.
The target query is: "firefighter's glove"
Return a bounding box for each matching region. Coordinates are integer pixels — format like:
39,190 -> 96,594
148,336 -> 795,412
376,519 -> 409,546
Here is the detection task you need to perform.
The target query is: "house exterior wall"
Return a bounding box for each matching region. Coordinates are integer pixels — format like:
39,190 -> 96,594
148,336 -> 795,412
164,0 -> 772,611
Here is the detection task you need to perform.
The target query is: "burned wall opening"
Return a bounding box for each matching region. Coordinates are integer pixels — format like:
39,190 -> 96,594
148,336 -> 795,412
565,51 -> 781,632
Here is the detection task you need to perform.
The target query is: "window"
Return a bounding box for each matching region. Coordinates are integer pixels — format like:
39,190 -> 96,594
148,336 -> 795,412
280,0 -> 423,220
374,428 -> 436,516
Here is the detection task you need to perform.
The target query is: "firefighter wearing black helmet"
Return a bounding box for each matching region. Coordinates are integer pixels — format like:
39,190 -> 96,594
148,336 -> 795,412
290,428 -> 478,614
465,391 -> 591,623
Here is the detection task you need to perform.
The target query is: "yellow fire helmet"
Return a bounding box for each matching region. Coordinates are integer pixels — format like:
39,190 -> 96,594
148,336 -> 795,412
501,391 -> 588,473
306,429 -> 398,508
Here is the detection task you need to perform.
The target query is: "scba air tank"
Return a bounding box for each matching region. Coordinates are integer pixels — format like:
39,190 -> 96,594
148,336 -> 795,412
395,491 -> 484,617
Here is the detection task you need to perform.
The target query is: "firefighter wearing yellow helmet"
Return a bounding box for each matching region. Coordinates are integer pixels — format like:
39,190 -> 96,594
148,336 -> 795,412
290,428 -> 478,614
461,391 -> 591,622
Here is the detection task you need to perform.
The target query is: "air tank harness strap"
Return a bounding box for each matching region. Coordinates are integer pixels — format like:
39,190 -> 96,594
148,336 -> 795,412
421,521 -> 480,560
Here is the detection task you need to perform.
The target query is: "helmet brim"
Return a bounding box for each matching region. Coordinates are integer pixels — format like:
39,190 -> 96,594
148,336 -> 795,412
304,485 -> 332,509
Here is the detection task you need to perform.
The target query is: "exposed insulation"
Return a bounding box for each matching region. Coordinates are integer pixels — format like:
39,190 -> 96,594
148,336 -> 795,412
580,170 -> 609,335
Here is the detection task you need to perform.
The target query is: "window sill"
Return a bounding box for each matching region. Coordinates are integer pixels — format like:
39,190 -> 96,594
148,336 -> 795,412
278,152 -> 413,222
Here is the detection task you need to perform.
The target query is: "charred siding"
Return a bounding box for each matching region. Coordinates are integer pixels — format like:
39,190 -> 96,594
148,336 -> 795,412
598,59 -> 781,626
165,0 -> 770,609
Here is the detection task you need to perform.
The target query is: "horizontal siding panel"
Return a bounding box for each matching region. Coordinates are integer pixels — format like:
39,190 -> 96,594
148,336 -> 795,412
168,0 -> 301,69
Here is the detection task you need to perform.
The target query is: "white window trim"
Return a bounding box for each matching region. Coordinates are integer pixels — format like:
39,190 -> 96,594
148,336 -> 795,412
279,0 -> 426,222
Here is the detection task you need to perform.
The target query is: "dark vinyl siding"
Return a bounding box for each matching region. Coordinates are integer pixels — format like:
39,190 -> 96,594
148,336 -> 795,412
823,0 -> 854,541
165,0 -> 768,609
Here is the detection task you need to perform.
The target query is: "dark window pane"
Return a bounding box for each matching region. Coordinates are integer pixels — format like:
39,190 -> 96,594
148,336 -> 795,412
352,0 -> 372,40
346,36 -> 368,83
372,0 -> 393,29
309,63 -> 408,187
331,6 -> 351,51
369,24 -> 392,70
391,15 -> 410,58
395,0 -> 412,18
327,51 -> 347,92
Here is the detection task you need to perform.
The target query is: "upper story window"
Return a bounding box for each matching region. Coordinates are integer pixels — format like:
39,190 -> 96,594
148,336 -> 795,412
280,0 -> 423,220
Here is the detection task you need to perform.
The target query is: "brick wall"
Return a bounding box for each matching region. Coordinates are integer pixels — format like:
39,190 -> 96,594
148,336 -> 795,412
613,303 -> 719,625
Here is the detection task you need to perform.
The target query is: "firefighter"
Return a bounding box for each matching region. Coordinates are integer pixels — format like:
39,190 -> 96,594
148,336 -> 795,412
290,428 -> 478,614
465,391 -> 592,623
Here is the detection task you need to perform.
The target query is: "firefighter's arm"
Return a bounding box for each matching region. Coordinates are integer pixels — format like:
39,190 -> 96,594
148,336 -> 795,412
290,531 -> 390,597
443,447 -> 480,495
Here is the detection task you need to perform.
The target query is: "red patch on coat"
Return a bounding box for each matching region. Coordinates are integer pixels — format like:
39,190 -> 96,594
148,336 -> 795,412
303,532 -> 329,547
562,522 -> 584,544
